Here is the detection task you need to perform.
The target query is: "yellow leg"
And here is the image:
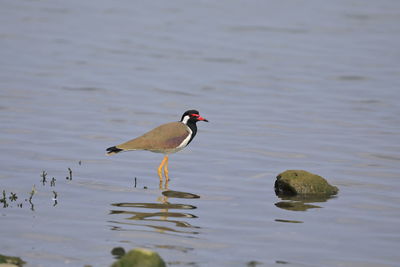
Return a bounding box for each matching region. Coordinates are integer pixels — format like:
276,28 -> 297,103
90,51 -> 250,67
157,155 -> 168,183
164,155 -> 169,181
164,156 -> 169,189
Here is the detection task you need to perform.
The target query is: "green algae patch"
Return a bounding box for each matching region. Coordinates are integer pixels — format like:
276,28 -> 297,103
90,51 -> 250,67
111,248 -> 166,267
274,170 -> 338,196
0,254 -> 26,267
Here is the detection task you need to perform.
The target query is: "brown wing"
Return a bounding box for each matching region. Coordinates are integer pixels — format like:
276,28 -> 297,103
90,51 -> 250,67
116,122 -> 189,152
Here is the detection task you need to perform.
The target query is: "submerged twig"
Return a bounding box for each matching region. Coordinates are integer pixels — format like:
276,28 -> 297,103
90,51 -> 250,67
9,192 -> 18,202
1,190 -> 8,208
28,185 -> 36,211
52,191 -> 58,207
41,170 -> 48,185
66,168 -> 72,180
29,185 -> 36,202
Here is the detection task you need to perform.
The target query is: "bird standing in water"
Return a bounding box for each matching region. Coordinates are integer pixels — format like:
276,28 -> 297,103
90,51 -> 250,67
106,110 -> 208,187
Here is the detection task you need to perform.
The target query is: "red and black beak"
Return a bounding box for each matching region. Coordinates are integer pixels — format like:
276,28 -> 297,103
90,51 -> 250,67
191,114 -> 209,122
198,116 -> 208,122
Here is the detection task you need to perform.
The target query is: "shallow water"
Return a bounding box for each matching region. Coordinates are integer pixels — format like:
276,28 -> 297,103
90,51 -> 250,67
1,0 -> 400,266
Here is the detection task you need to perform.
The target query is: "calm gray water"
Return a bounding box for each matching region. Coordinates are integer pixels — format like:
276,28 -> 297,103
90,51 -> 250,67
1,0 -> 400,266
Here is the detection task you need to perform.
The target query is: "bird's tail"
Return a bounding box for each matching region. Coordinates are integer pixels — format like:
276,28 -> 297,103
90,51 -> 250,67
106,146 -> 124,155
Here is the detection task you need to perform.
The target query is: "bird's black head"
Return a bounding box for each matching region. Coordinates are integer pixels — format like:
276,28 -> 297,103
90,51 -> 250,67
180,110 -> 208,124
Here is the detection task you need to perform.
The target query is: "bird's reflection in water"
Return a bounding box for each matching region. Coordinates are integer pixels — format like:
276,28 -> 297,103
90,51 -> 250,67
109,190 -> 200,235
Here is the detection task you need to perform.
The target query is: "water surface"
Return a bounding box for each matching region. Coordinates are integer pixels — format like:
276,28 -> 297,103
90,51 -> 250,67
1,0 -> 400,266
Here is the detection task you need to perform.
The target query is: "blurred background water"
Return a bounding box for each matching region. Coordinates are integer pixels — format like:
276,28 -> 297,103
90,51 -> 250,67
1,0 -> 400,266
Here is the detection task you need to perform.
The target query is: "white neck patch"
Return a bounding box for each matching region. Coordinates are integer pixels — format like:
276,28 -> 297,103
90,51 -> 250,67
181,115 -> 190,124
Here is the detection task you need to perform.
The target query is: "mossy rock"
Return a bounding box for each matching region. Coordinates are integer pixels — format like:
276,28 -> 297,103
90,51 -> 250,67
0,254 -> 25,267
274,170 -> 338,196
111,247 -> 126,259
111,248 -> 166,267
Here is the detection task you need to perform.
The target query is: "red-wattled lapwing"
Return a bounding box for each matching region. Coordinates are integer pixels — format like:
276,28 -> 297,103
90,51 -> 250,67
106,110 -> 208,186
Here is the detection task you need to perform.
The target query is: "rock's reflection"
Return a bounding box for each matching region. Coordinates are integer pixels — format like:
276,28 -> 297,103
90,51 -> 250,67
275,194 -> 336,212
275,201 -> 321,211
109,190 -> 200,235
274,194 -> 337,223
